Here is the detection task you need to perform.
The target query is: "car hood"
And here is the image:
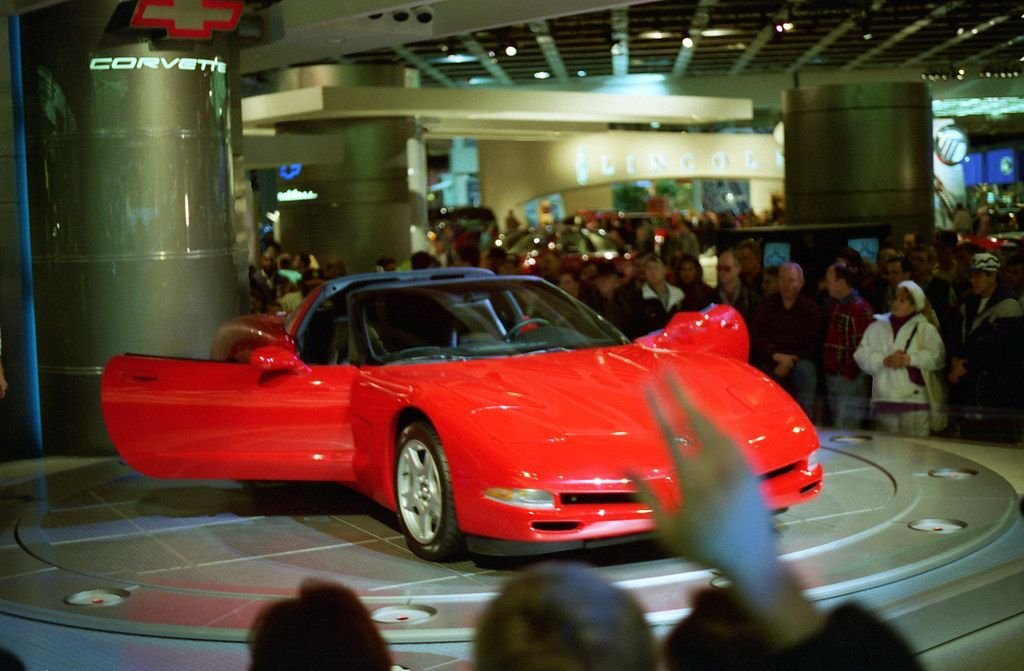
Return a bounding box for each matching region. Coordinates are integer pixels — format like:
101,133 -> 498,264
383,344 -> 810,447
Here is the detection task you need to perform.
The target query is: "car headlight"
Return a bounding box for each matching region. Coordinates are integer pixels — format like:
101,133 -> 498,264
806,450 -> 820,473
484,487 -> 556,509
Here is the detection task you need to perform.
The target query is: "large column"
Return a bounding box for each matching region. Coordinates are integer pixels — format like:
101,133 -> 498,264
270,65 -> 426,273
783,82 -> 933,241
0,19 -> 41,457
20,0 -> 241,455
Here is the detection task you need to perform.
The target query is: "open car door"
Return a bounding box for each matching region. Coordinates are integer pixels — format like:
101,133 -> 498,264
101,352 -> 359,482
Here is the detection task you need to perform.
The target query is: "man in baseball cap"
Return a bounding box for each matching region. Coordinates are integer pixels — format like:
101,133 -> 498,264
969,252 -> 1000,274
947,252 -> 1024,441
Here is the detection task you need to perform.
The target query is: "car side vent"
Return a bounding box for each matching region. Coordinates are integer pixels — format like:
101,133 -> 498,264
532,521 -> 580,531
560,493 -> 638,505
760,462 -> 797,480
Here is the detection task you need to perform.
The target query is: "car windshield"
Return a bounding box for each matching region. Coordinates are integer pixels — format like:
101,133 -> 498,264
353,278 -> 628,364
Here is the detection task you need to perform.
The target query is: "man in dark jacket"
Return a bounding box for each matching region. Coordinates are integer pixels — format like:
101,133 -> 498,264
749,262 -> 822,415
947,253 -> 1024,442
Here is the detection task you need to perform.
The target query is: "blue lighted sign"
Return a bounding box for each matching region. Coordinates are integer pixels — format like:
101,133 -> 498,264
279,164 -> 302,180
984,149 -> 1016,185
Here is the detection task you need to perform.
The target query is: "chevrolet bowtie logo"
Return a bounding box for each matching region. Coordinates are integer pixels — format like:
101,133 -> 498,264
131,0 -> 244,39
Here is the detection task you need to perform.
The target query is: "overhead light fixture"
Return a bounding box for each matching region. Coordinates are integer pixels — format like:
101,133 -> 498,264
576,69 -> 588,77
504,43 -> 518,57
700,28 -> 741,37
534,71 -> 551,79
610,41 -> 624,56
682,36 -> 694,48
860,12 -> 872,40
638,30 -> 676,40
438,53 -> 476,64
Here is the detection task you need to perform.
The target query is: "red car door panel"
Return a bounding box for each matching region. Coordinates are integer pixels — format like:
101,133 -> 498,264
101,354 -> 359,481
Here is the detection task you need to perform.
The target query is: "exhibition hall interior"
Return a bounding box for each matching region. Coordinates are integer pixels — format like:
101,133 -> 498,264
0,1 -> 1022,669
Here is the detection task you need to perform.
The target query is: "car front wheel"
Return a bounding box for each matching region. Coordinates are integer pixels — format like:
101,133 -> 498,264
394,421 -> 466,561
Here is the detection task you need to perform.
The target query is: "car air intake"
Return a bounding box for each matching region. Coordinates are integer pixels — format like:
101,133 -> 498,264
531,521 -> 580,531
559,493 -> 638,505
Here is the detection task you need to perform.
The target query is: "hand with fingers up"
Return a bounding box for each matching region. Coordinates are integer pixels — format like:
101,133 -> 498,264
632,371 -> 824,652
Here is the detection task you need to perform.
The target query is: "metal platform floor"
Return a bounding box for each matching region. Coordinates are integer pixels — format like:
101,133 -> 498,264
1,430 -> 1022,670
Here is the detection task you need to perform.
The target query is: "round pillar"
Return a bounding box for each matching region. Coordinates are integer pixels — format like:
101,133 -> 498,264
783,82 -> 933,240
270,65 -> 426,273
21,0 -> 241,454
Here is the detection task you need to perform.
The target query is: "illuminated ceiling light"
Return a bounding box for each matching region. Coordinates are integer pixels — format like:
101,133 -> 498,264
638,30 -> 675,39
533,71 -> 551,79
863,32 -> 873,40
650,121 -> 661,128
682,36 -> 694,48
504,43 -> 518,57
956,26 -> 965,35
783,21 -> 794,31
701,28 -> 741,37
610,41 -> 624,56
576,69 -> 588,77
438,53 -> 476,64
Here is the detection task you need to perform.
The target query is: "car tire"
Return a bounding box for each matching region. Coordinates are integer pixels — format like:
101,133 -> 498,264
394,421 -> 466,561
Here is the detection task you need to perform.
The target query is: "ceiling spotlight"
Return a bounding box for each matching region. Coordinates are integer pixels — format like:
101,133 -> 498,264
504,43 -> 518,57
533,71 -> 551,79
860,14 -> 872,40
413,6 -> 434,24
610,41 -> 624,56
682,36 -> 694,48
576,69 -> 588,77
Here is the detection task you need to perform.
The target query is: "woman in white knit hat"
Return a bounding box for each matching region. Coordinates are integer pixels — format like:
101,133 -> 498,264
854,280 -> 945,436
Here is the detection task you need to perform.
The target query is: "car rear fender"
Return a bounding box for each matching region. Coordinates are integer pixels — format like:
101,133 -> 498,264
635,303 -> 748,360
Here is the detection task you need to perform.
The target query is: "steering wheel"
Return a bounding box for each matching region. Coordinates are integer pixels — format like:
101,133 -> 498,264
506,317 -> 551,340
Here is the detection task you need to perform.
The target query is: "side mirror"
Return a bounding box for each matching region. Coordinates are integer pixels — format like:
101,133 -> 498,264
250,345 -> 311,375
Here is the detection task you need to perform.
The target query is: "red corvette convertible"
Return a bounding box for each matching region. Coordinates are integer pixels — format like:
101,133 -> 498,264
102,268 -> 822,561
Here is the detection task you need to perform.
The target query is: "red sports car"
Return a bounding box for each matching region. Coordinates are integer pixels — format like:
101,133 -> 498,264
101,268 -> 822,561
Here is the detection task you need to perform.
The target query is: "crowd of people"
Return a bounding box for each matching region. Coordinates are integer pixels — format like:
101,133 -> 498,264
250,225 -> 1024,443
244,372 -> 923,671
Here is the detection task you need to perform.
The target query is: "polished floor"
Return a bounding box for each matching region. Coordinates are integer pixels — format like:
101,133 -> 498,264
1,430 -> 1022,670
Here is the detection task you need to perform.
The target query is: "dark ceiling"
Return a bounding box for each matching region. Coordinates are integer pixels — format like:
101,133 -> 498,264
340,1 -> 1024,87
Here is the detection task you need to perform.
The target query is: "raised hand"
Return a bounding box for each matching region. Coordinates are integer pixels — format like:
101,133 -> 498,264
632,370 -> 825,651
631,371 -> 777,579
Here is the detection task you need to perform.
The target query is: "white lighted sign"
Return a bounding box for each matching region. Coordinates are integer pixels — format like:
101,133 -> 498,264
934,125 -> 968,166
277,189 -> 319,202
89,56 -> 227,73
574,147 -> 783,185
